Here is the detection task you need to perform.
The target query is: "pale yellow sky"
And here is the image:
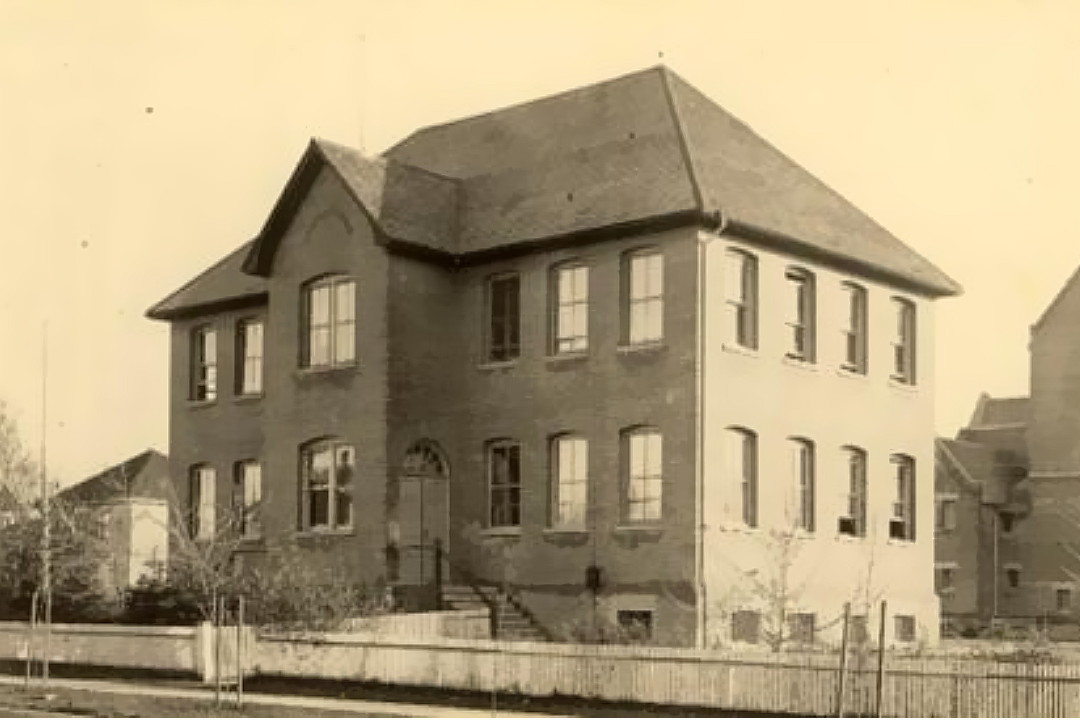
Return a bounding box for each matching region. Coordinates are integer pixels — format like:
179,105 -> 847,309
2,0 -> 1078,484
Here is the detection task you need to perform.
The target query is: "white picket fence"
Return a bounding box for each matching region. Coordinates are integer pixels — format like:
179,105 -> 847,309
4,620 -> 1080,716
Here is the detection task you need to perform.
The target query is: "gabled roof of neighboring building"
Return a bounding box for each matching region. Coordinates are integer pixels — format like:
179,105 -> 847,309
148,65 -> 961,320
57,449 -> 171,506
968,393 -> 1029,428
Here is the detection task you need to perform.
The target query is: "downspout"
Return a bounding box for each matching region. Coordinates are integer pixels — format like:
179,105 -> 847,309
695,210 -> 727,649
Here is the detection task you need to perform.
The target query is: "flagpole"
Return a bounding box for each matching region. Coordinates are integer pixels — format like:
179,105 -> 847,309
39,322 -> 50,689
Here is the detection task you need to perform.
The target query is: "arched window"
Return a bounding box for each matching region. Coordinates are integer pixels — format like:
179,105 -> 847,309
623,427 -> 662,523
550,433 -> 588,528
622,248 -> 664,345
725,428 -> 757,527
784,267 -> 816,362
299,438 -> 355,531
788,437 -> 815,532
301,275 -> 355,368
487,439 -> 521,528
188,464 -> 216,540
840,446 -> 867,537
725,248 -> 758,349
550,262 -> 589,354
841,282 -> 868,373
890,453 -> 916,541
891,297 -> 917,384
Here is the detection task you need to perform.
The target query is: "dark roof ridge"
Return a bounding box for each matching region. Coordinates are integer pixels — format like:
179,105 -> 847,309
383,65 -> 670,160
658,66 -> 705,214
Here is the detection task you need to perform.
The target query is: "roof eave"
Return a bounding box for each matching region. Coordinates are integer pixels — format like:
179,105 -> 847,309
724,220 -> 962,298
146,291 -> 268,322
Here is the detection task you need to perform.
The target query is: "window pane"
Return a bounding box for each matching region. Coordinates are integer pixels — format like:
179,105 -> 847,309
309,489 -> 329,527
630,256 -> 648,299
334,321 -> 355,364
203,329 -> 217,363
310,286 -> 331,325
310,327 -> 331,366
335,281 -> 355,322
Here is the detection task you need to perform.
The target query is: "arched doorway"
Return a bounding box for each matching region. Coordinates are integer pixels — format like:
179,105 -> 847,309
389,439 -> 450,586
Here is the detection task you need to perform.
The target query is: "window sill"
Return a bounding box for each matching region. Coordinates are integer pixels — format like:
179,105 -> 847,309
721,342 -> 758,359
477,359 -> 519,372
544,352 -> 589,368
836,366 -> 868,381
782,354 -> 818,372
479,526 -> 522,539
295,363 -> 358,379
295,527 -> 355,540
888,376 -> 918,393
616,341 -> 666,356
887,537 -> 916,546
613,525 -> 663,538
836,531 -> 868,543
186,399 -> 217,410
543,526 -> 589,537
237,536 -> 266,550
234,393 -> 263,405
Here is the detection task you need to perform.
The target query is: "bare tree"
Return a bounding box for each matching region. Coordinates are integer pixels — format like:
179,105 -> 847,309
0,401 -> 39,505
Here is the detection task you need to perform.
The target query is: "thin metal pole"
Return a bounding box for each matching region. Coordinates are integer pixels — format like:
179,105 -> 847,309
39,323 -> 50,690
24,590 -> 38,691
214,594 -> 222,708
235,595 -> 244,710
836,602 -> 851,718
875,600 -> 888,718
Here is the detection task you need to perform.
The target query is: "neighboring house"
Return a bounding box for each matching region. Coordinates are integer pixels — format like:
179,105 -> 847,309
934,395 -> 1029,634
57,449 -> 172,597
146,65 -> 959,647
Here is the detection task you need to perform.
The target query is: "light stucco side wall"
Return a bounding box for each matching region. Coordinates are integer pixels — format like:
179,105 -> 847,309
700,231 -> 939,647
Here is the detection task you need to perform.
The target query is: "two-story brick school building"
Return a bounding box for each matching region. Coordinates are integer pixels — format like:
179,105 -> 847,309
147,66 -> 960,647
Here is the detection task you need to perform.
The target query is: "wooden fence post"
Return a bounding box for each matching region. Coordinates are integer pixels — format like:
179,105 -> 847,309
875,600 -> 887,718
235,595 -> 244,710
836,602 -> 850,718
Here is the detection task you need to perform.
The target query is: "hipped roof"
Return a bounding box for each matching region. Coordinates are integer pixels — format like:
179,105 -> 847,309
148,65 -> 960,320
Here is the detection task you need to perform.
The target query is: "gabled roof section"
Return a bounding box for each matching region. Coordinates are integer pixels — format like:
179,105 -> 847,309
146,241 -> 265,321
1032,264 -> 1080,334
241,138 -> 457,276
57,449 -> 171,506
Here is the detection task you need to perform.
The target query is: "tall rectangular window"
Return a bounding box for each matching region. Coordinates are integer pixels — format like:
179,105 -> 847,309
935,495 -> 957,532
892,298 -> 917,384
487,275 -> 521,362
894,615 -> 916,642
842,283 -> 868,373
727,428 -> 757,527
551,436 -> 588,528
785,268 -> 815,362
488,441 -> 522,528
725,250 -> 758,349
626,251 -> 664,345
189,465 -> 216,540
190,326 -> 217,401
890,454 -> 916,541
236,319 -> 264,396
840,447 -> 867,537
552,265 -> 588,354
234,460 -> 262,539
789,439 -> 815,532
788,613 -> 816,644
301,440 -> 354,531
936,563 -> 957,594
625,429 -> 662,523
1056,586 -> 1072,612
303,276 -> 355,368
